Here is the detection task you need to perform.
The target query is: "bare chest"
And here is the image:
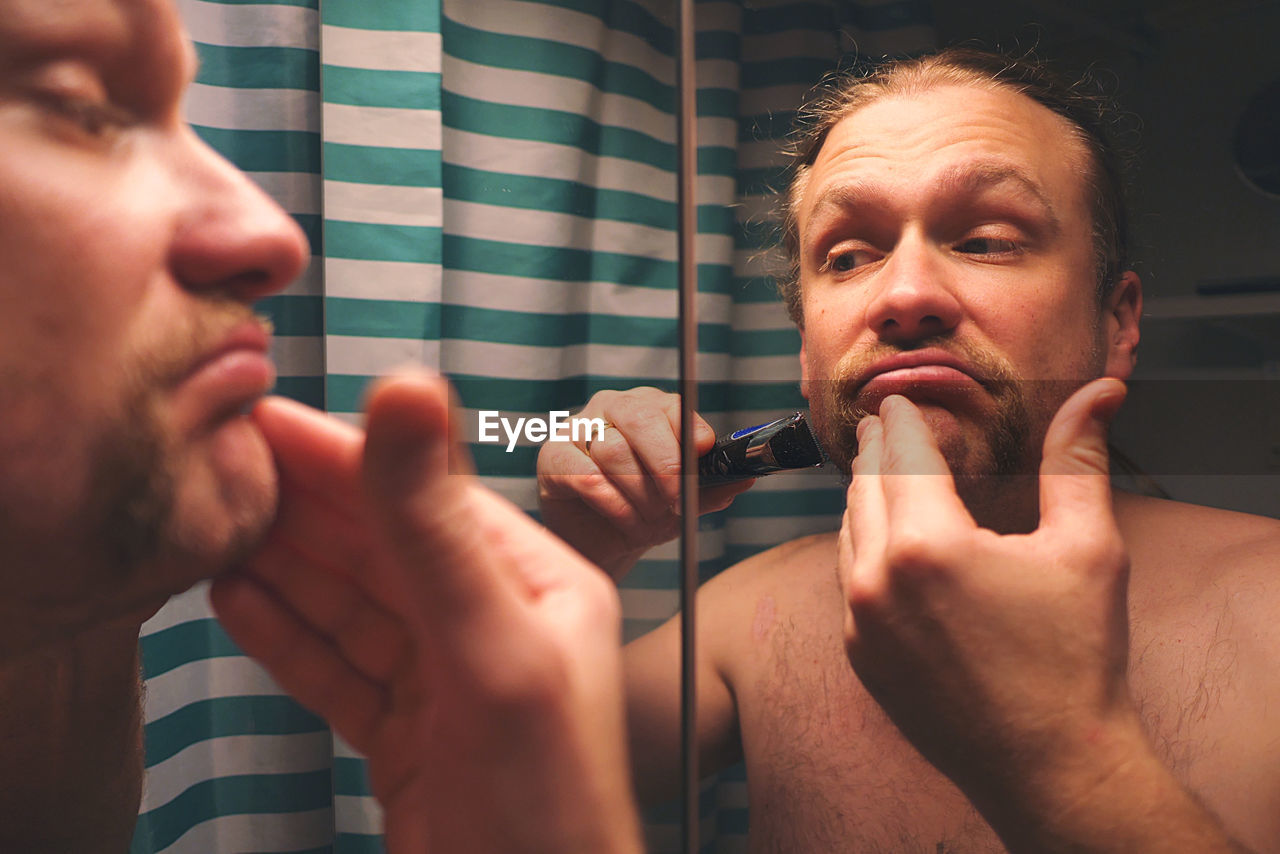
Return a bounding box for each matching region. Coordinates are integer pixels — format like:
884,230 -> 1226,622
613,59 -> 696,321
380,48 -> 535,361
738,602 -> 1003,854
731,583 -> 1276,854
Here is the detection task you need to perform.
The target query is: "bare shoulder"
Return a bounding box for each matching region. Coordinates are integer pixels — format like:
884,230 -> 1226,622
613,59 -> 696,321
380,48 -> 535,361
1116,494 -> 1280,849
1116,490 -> 1280,621
700,531 -> 839,611
697,531 -> 839,666
1115,491 -> 1280,571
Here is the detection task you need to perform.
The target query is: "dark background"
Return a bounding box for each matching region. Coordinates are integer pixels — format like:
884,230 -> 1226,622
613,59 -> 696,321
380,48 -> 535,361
934,0 -> 1280,516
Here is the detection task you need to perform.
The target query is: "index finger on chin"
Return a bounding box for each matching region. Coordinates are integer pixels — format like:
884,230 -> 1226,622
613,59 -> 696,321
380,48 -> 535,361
253,395 -> 363,496
844,415 -> 889,593
876,395 -> 971,534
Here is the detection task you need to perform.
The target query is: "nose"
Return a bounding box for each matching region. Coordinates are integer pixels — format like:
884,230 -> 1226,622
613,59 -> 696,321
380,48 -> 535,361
863,233 -> 962,344
167,130 -> 310,303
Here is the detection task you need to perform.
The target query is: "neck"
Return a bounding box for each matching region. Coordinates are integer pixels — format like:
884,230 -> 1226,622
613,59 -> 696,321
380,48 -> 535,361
956,472 -> 1042,534
0,617 -> 144,853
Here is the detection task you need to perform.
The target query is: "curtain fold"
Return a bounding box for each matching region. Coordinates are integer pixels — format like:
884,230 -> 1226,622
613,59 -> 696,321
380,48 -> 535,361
137,2 -> 933,851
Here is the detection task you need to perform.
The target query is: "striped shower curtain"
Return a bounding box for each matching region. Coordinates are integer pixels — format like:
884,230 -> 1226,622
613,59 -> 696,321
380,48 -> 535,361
134,1 -> 933,851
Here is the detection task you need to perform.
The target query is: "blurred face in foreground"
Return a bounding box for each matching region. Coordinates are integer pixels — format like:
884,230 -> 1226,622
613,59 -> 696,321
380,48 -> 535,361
0,0 -> 308,654
795,83 -> 1139,487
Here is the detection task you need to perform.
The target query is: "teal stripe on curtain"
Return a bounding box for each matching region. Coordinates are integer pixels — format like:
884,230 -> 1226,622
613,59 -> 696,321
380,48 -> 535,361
195,45 -> 320,89
132,770 -> 333,852
140,619 -> 242,678
135,2 -> 933,853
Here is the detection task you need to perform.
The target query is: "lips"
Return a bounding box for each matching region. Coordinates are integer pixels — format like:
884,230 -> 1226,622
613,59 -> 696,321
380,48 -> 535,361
855,348 -> 983,401
173,321 -> 276,428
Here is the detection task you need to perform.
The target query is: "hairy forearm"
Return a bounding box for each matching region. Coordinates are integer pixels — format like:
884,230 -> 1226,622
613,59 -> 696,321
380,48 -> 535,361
0,618 -> 144,853
979,718 -> 1252,854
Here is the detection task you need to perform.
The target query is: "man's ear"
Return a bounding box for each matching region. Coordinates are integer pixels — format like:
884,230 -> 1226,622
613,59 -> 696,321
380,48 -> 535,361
799,329 -> 811,400
1103,270 -> 1142,379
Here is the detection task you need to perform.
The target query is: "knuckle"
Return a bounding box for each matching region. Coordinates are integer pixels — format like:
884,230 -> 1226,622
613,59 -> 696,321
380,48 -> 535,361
843,570 -> 890,621
537,469 -> 598,505
590,389 -> 620,410
631,385 -> 666,400
586,433 -> 629,468
844,575 -> 879,611
575,469 -> 613,496
596,386 -> 660,418
577,473 -> 639,518
607,394 -> 659,432
883,528 -> 939,571
652,456 -> 683,480
847,469 -> 875,502
535,440 -> 566,472
1076,533 -> 1128,573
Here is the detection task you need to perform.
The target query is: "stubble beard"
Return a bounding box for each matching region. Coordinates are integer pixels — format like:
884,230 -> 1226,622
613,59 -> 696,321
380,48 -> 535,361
808,336 -> 1039,495
83,395 -> 177,579
808,335 -> 1110,530
75,300 -> 276,599
0,299 -> 276,653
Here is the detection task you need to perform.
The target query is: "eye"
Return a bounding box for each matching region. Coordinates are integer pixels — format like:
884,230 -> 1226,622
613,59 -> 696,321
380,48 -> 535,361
39,94 -> 134,142
823,247 -> 879,275
58,99 -> 131,135
954,236 -> 1019,256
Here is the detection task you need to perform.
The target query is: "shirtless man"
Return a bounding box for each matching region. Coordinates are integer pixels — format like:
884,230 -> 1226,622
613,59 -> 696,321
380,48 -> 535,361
538,49 -> 1280,852
1,2 -> 640,851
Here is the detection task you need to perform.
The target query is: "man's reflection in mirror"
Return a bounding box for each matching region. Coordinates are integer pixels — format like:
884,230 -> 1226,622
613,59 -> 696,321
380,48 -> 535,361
538,49 -> 1280,853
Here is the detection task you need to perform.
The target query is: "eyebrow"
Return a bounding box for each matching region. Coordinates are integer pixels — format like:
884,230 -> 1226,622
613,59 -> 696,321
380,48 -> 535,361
805,161 -> 1063,240
936,163 -> 1062,231
0,2 -> 126,63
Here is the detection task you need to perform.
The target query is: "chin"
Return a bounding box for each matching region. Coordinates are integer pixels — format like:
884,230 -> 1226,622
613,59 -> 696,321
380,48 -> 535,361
160,416 -> 279,584
0,405 -> 282,653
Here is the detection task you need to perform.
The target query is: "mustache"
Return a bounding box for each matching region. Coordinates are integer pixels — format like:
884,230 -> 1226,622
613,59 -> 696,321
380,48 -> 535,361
806,336 -> 1032,478
132,299 -> 273,389
828,336 -> 1021,401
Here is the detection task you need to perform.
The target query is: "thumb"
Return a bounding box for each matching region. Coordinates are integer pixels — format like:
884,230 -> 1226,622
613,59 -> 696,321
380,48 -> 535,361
1038,377 -> 1127,529
693,412 -> 718,454
361,370 -> 500,623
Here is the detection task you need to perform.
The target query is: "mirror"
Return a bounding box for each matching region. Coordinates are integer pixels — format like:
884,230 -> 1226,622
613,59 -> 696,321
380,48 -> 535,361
128,2 -> 1280,853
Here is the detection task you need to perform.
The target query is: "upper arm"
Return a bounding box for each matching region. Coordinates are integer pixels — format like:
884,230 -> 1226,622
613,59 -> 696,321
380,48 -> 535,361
623,582 -> 745,806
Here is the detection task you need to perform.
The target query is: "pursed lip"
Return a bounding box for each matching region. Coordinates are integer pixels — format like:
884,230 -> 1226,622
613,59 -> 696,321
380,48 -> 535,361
855,348 -> 981,396
172,321 -> 275,427
185,321 -> 272,378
